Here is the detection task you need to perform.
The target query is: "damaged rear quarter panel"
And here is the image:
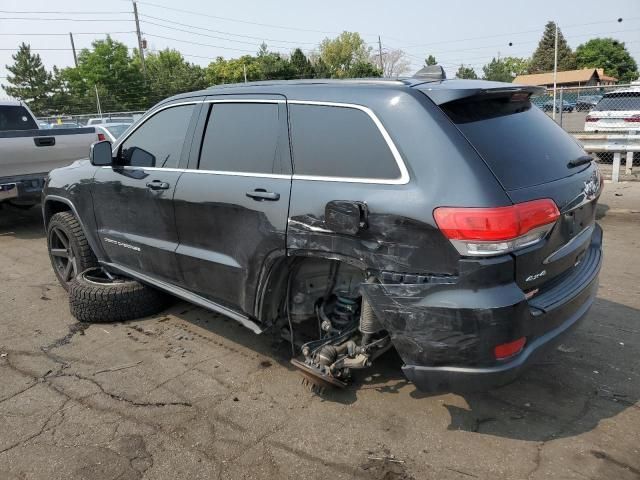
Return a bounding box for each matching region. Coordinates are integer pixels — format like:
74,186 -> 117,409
286,88 -> 511,275
360,256 -> 528,367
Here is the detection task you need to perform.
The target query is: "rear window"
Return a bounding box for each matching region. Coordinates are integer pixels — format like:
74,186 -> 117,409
0,105 -> 37,131
289,104 -> 401,180
595,92 -> 640,111
439,95 -> 585,191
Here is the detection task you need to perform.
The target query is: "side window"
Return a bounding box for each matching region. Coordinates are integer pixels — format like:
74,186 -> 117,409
198,102 -> 288,174
289,104 -> 401,180
120,104 -> 195,168
0,106 -> 38,131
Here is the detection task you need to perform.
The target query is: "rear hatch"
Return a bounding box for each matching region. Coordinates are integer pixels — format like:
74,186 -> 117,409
419,82 -> 602,293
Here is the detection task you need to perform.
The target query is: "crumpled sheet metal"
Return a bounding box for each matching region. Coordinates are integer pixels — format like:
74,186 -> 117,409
360,260 -> 527,367
287,213 -> 458,274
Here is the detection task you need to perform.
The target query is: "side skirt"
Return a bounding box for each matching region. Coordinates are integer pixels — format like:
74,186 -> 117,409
100,261 -> 263,334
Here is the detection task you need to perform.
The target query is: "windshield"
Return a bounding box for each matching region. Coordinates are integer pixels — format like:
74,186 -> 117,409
439,95 -> 586,190
0,105 -> 38,131
595,92 -> 640,111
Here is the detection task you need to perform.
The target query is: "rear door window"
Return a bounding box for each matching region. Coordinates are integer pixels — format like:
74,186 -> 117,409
437,95 -> 586,191
198,102 -> 288,174
0,105 -> 37,131
289,104 -> 402,180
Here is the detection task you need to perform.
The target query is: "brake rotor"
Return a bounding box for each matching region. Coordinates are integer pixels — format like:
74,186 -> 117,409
290,358 -> 348,391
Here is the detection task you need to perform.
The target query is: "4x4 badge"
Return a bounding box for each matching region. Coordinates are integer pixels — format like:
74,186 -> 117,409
525,270 -> 546,282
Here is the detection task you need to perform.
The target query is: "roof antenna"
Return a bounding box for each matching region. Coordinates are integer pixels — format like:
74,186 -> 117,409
412,65 -> 446,80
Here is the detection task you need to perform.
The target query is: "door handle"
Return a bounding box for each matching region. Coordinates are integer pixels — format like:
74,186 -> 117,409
246,189 -> 280,201
34,137 -> 55,147
146,180 -> 170,190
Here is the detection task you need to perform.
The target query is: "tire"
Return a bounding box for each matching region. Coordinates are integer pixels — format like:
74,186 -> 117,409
69,268 -> 171,323
47,211 -> 99,291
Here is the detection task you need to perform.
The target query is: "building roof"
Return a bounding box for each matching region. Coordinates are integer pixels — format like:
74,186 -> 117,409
514,68 -> 618,86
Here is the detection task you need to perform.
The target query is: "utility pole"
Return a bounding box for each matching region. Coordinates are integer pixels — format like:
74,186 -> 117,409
552,22 -> 558,121
378,36 -> 384,77
133,1 -> 146,78
95,85 -> 102,118
243,64 -> 247,83
69,32 -> 78,67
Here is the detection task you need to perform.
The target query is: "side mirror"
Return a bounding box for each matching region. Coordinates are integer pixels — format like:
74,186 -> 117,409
90,140 -> 113,166
325,200 -> 368,235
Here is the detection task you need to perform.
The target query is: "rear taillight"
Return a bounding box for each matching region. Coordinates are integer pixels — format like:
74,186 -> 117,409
624,115 -> 640,123
97,133 -> 106,141
585,116 -> 598,122
434,199 -> 560,256
494,337 -> 526,360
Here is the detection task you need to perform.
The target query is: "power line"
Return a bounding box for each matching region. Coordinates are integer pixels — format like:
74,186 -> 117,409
0,17 -> 133,22
140,14 -> 318,45
136,0 -> 372,36
143,33 -> 266,54
395,17 -> 640,50
0,10 -> 130,14
0,31 -> 136,36
399,29 -> 640,58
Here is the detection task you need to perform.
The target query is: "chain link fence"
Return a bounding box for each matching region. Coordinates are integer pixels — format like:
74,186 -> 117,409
531,83 -> 640,175
36,111 -> 146,128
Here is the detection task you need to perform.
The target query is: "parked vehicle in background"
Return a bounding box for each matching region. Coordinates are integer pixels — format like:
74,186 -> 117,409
542,99 -> 575,112
0,100 -> 100,207
87,117 -> 134,126
575,95 -> 602,112
94,123 -> 131,142
44,75 -> 602,393
584,85 -> 640,132
50,122 -> 81,129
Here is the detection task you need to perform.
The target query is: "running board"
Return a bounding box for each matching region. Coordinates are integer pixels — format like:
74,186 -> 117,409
100,261 -> 263,334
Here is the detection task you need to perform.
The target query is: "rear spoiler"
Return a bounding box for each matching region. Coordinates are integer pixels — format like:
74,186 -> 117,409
416,81 -> 545,105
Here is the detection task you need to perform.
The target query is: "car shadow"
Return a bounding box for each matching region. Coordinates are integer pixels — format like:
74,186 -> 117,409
0,204 -> 45,240
170,295 -> 639,442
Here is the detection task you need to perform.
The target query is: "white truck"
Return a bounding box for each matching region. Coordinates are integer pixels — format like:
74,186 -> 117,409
0,100 -> 100,207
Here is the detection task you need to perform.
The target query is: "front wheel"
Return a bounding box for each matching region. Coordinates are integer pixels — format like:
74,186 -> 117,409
47,211 -> 99,290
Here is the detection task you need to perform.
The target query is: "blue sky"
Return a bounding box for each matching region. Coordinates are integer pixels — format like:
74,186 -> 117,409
1,0 -> 639,97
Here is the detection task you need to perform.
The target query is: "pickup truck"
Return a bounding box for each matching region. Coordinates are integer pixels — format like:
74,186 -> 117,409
0,100 -> 99,207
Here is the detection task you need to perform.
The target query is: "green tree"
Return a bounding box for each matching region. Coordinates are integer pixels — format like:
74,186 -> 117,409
144,49 -> 207,102
256,43 -> 294,80
482,57 -> 513,82
64,37 -> 147,112
206,55 -> 262,85
455,64 -> 478,79
576,38 -> 639,83
529,21 -> 576,73
290,48 -> 315,78
2,43 -> 52,115
425,55 -> 437,66
319,31 -> 375,78
503,57 -> 530,77
312,57 -> 331,78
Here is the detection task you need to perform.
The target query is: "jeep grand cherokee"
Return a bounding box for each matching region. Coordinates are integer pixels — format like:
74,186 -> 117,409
43,74 -> 603,392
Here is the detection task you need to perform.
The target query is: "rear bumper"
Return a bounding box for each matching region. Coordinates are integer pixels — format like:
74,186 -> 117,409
402,275 -> 597,392
362,224 -> 602,393
0,174 -> 47,204
0,183 -> 18,201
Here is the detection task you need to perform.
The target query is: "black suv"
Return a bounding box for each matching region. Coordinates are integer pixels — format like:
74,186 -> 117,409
43,76 -> 602,392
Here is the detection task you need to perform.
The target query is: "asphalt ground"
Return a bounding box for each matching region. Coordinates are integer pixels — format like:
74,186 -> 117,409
0,181 -> 638,480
